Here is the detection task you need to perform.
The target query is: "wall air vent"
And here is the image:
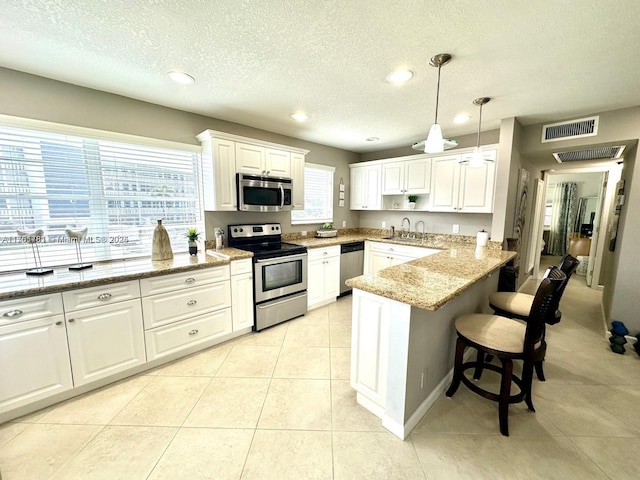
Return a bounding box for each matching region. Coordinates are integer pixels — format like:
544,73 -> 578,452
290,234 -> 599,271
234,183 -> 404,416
541,116 -> 599,143
553,145 -> 625,163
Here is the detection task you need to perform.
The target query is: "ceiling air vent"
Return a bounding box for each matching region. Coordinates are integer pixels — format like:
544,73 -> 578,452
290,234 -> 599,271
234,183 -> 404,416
553,145 -> 625,163
541,116 -> 599,143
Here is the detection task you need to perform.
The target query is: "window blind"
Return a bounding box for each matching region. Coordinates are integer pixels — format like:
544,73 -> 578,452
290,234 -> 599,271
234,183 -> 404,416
0,124 -> 203,272
291,163 -> 335,225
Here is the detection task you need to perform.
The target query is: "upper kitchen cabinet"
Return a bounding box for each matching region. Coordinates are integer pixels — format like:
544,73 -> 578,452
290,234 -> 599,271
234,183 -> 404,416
350,163 -> 382,210
235,143 -> 291,178
381,156 -> 431,195
429,147 -> 497,213
197,130 -> 308,212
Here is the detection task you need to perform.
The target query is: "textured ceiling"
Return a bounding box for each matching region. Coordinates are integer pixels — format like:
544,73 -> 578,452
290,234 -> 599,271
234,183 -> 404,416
1,0 -> 640,153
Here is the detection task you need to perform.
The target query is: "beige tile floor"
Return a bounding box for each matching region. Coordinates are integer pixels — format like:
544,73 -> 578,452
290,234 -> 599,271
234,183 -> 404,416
2,269 -> 640,480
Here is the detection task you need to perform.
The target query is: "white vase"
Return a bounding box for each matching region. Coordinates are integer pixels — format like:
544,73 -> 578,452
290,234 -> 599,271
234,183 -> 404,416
408,202 -> 416,209
152,219 -> 173,261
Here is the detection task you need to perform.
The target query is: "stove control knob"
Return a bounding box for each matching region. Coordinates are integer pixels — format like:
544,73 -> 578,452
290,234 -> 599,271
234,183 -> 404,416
233,228 -> 238,233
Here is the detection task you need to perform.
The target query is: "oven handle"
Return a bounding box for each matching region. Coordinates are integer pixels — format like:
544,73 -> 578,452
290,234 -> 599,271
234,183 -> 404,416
255,252 -> 307,264
255,291 -> 307,309
279,184 -> 285,208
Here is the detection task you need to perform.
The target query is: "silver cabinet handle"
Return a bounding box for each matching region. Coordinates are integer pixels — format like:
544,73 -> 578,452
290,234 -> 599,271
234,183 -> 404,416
187,299 -> 197,306
185,277 -> 196,284
189,329 -> 199,336
97,293 -> 112,300
55,321 -> 63,326
68,318 -> 75,323
3,309 -> 23,318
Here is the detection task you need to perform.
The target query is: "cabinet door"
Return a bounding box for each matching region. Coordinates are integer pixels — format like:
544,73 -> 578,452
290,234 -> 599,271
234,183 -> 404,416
430,155 -> 461,212
324,255 -> 341,300
307,257 -> 325,308
350,167 -> 366,209
405,158 -> 431,194
364,165 -> 382,209
213,138 -> 237,210
381,162 -> 405,194
65,299 -> 146,387
235,142 -> 265,175
231,273 -> 254,331
458,150 -> 497,213
290,152 -> 305,209
368,250 -> 391,275
0,315 -> 72,414
265,148 -> 291,177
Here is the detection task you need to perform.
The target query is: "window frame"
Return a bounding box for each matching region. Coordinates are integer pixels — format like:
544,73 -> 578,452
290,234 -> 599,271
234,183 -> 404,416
290,162 -> 335,225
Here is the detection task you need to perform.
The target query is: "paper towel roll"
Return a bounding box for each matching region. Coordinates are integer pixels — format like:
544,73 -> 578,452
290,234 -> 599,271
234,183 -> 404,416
476,230 -> 489,247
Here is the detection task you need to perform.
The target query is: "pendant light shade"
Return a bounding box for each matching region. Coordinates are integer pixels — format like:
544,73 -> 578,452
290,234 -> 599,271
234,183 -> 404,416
466,97 -> 493,168
424,53 -> 452,154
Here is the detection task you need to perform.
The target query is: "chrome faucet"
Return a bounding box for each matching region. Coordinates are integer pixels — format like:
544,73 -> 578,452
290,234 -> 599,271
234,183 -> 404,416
415,220 -> 425,243
401,217 -> 411,238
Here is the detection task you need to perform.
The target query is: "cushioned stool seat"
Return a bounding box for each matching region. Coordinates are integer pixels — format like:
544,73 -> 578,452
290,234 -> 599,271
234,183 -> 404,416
488,292 -> 534,319
455,314 -> 541,353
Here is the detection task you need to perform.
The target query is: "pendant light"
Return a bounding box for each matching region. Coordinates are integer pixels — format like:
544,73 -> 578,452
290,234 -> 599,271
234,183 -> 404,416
467,97 -> 493,168
423,53 -> 452,154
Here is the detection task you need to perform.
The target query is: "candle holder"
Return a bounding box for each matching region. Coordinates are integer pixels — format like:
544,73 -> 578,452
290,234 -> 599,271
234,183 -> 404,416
16,228 -> 53,276
66,227 -> 93,270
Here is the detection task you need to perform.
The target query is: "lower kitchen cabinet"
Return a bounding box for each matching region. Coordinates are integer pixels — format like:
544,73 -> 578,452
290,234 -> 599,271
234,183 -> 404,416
145,308 -> 232,361
230,259 -> 254,331
307,246 -> 340,310
65,299 -> 146,387
364,241 -> 440,275
0,313 -> 73,414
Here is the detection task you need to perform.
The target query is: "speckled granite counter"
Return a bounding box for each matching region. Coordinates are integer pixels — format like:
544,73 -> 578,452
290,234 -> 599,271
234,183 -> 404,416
346,246 -> 515,311
0,248 -> 252,300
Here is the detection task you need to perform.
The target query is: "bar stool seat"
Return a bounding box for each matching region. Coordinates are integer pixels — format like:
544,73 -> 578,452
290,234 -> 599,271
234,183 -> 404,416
488,292 -> 534,319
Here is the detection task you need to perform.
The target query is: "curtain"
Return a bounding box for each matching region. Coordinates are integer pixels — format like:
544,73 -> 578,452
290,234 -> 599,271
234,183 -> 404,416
548,182 -> 578,255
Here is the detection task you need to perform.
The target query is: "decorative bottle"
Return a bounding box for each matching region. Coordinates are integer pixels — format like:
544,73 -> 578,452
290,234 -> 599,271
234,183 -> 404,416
152,219 -> 173,261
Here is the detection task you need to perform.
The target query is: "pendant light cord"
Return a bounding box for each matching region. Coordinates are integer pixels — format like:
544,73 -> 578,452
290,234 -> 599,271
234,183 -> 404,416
434,65 -> 441,124
476,102 -> 483,147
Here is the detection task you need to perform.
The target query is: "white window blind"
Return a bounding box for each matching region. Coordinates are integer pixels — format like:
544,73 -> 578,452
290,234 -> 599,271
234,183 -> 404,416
0,124 -> 203,272
291,163 -> 335,225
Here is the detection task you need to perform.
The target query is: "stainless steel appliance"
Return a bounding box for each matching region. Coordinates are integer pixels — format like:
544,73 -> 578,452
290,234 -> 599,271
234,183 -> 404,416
227,223 -> 307,331
339,241 -> 364,296
236,174 -> 293,212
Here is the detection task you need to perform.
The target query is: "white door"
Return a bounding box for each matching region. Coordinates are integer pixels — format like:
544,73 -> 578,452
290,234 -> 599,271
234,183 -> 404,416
235,143 -> 265,175
265,148 -> 291,177
458,155 -> 496,213
231,273 -> 254,331
405,158 -> 431,194
213,138 -> 237,210
430,156 -> 460,211
350,167 -> 366,209
382,162 -> 405,194
307,257 -> 326,308
364,165 -> 382,209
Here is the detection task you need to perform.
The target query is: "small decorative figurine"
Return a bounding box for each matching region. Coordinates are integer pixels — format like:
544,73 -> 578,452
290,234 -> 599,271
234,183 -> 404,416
65,227 -> 92,270
16,228 -> 53,275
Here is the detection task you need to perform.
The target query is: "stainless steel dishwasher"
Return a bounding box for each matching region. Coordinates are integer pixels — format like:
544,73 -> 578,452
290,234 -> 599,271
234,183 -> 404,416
339,241 -> 364,296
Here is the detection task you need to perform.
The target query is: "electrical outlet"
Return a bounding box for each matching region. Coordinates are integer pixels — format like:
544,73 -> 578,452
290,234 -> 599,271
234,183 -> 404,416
452,224 -> 460,234
301,231 -> 307,236
381,221 -> 386,228
342,220 -> 346,227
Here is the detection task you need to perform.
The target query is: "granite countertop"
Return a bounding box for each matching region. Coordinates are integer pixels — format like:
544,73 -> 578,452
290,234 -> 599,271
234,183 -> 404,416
0,247 -> 252,300
346,247 -> 516,311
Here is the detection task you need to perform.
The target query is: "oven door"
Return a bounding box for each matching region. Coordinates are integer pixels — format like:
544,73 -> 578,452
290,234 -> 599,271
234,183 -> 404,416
237,174 -> 292,212
254,253 -> 307,303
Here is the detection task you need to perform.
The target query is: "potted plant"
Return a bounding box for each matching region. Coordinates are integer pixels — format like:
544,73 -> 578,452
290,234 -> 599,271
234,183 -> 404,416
184,227 -> 201,255
317,222 -> 337,238
408,195 -> 419,209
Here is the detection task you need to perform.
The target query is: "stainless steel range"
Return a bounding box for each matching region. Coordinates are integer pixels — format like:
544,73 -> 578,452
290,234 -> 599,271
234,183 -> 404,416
227,223 -> 307,331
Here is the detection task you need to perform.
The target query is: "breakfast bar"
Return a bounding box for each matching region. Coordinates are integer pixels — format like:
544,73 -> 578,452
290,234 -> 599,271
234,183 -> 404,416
346,245 -> 516,439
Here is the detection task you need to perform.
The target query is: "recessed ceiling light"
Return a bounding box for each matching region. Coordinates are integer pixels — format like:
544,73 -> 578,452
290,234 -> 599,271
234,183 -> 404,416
366,137 -> 380,142
386,70 -> 413,84
453,113 -> 471,124
167,70 -> 195,84
290,112 -> 309,122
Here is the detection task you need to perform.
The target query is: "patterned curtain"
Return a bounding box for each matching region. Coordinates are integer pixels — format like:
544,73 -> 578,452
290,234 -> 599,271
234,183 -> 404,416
548,182 -> 578,255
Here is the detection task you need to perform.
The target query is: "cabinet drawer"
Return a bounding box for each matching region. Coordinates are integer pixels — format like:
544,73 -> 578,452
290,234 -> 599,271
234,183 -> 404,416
0,293 -> 63,325
145,308 -> 232,361
308,245 -> 340,261
62,281 -> 140,312
140,266 -> 229,296
142,282 -> 231,329
230,258 -> 252,276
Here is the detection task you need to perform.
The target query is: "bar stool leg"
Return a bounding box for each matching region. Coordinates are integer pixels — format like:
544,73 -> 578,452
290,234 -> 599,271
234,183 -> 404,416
498,358 -> 513,436
446,337 -> 466,397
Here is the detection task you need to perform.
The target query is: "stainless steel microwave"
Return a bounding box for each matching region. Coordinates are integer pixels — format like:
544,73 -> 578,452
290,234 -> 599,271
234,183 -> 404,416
236,173 -> 293,212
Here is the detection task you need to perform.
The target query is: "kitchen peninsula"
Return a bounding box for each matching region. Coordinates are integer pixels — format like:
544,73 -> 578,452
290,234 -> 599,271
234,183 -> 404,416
345,243 -> 516,439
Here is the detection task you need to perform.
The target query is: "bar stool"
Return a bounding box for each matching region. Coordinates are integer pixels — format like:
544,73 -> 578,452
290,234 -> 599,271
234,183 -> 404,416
445,267 -> 565,436
487,254 -> 579,380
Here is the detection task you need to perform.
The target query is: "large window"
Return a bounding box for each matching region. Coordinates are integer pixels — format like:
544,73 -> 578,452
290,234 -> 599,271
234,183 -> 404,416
290,163 -> 335,225
0,121 -> 203,272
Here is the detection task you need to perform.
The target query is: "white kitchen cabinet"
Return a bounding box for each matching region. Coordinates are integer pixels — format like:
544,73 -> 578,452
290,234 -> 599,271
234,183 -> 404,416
381,156 -> 431,195
364,241 -> 440,275
350,164 -> 382,210
141,266 -> 233,361
65,299 -> 146,387
290,152 -> 305,210
230,259 -> 254,331
429,149 -> 496,213
307,246 -> 341,310
197,133 -> 237,211
0,294 -> 72,414
235,142 -> 291,177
